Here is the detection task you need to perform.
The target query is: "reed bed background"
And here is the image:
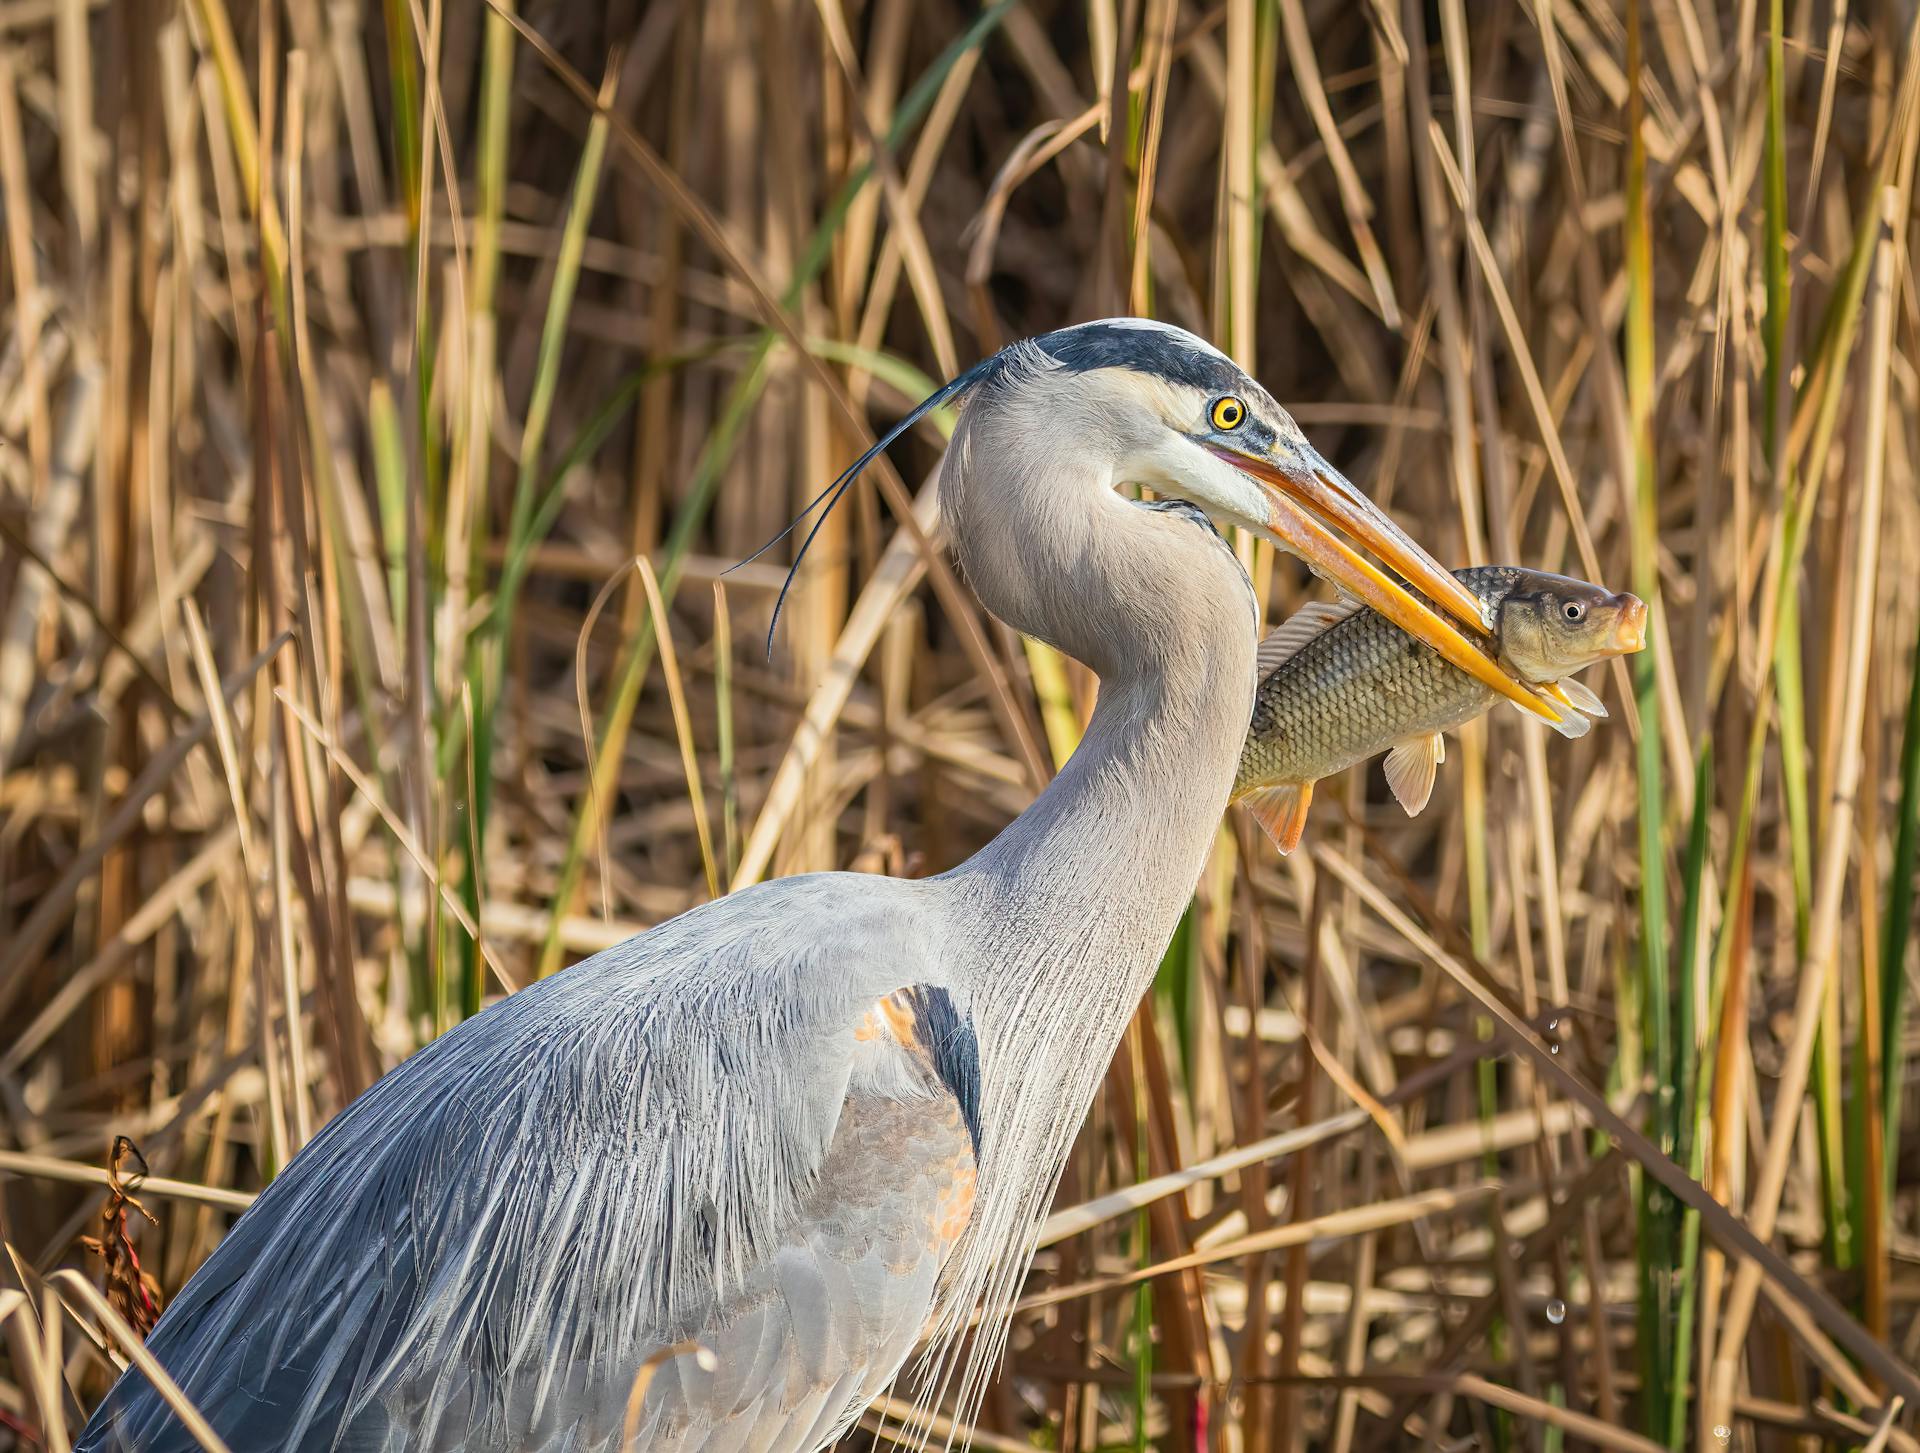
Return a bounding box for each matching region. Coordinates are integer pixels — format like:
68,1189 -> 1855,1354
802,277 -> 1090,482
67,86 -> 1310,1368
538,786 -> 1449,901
1,0 -> 1918,1448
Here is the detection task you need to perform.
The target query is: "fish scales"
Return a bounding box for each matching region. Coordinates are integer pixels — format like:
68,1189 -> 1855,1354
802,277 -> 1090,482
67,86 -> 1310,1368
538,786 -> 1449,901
1235,566 -> 1523,798
1233,563 -> 1645,853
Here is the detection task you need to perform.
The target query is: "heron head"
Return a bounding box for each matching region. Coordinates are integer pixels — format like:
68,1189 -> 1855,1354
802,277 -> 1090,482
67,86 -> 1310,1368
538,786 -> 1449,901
1021,319 -> 1561,721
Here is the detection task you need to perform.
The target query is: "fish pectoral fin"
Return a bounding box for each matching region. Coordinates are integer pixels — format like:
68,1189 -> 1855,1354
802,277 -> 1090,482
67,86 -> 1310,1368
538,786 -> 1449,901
1383,734 -> 1443,816
1242,782 -> 1314,855
1553,676 -> 1608,718
1525,682 -> 1595,739
1541,699 -> 1593,739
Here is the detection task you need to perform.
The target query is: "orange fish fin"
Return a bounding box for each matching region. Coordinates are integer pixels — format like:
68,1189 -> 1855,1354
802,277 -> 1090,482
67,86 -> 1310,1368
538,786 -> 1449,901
1383,733 -> 1443,816
1255,598 -> 1368,679
1241,781 -> 1315,854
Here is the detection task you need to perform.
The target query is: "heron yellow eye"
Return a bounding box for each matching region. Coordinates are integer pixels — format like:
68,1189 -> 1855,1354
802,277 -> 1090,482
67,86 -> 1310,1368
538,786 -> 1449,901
1210,396 -> 1246,431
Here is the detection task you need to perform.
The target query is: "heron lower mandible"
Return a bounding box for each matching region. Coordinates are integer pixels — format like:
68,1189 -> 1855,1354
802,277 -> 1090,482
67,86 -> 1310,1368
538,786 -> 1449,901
79,320 -> 1553,1452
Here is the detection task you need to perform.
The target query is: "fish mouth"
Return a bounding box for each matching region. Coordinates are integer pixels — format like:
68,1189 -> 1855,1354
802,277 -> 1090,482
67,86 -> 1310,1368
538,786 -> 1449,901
1208,440 -> 1563,724
1611,595 -> 1649,653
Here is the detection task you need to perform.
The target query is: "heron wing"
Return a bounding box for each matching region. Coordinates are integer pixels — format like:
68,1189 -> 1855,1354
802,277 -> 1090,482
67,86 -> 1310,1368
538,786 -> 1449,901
635,1084 -> 978,1453
77,873 -> 971,1453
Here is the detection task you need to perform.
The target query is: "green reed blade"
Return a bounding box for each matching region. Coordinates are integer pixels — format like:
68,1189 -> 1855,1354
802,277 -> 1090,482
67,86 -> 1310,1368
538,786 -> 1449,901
1882,607 -> 1920,1197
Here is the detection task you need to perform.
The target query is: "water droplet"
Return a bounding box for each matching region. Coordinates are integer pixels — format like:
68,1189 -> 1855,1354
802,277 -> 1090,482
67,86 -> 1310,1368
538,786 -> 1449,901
1545,1298 -> 1566,1324
1712,1425 -> 1731,1446
1546,1018 -> 1561,1035
1549,1041 -> 1562,1054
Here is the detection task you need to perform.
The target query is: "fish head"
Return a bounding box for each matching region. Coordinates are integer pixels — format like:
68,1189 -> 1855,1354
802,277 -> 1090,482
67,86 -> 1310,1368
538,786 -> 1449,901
1495,569 -> 1648,682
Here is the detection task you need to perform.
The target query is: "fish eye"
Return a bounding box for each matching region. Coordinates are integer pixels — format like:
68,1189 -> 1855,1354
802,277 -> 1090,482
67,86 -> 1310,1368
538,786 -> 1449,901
1562,600 -> 1586,622
1210,396 -> 1247,431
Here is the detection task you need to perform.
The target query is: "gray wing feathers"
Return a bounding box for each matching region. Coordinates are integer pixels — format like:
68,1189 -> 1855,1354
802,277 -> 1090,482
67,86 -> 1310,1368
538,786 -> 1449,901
632,1094 -> 972,1452
78,874 -> 954,1453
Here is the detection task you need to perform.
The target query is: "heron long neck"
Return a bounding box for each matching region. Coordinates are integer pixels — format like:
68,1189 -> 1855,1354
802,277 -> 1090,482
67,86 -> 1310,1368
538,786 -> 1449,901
944,631 -> 1252,1132
952,659 -> 1247,984
921,431 -> 1257,1401
937,418 -> 1258,1048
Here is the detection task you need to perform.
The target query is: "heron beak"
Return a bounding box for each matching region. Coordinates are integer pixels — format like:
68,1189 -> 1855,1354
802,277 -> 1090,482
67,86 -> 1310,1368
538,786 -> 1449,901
1208,441 -> 1563,723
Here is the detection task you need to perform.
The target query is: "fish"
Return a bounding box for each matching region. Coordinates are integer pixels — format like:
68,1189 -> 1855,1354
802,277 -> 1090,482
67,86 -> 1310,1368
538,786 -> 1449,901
1234,564 -> 1648,853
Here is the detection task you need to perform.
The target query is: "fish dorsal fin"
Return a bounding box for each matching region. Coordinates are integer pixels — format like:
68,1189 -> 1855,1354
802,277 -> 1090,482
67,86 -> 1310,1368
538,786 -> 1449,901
1241,781 -> 1315,854
1382,734 -> 1444,816
1256,596 -> 1367,678
1553,676 -> 1608,718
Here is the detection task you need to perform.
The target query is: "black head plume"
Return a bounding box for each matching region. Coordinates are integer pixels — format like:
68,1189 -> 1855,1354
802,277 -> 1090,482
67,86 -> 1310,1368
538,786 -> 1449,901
733,353 -> 1002,660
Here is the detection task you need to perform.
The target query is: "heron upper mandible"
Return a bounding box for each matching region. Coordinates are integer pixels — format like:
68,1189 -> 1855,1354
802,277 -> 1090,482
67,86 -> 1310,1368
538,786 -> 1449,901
79,320 -> 1554,1452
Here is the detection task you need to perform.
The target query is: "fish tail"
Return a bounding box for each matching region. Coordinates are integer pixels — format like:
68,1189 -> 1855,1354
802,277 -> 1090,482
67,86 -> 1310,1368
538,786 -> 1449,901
1240,781 -> 1315,855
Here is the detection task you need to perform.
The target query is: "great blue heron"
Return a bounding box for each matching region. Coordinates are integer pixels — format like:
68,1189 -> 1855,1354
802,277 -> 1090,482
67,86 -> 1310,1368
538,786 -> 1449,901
78,320 -> 1552,1452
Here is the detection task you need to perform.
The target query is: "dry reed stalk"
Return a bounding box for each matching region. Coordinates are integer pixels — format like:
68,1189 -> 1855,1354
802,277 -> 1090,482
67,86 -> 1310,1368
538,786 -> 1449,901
1706,183 -> 1905,1435
50,1270 -> 231,1453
